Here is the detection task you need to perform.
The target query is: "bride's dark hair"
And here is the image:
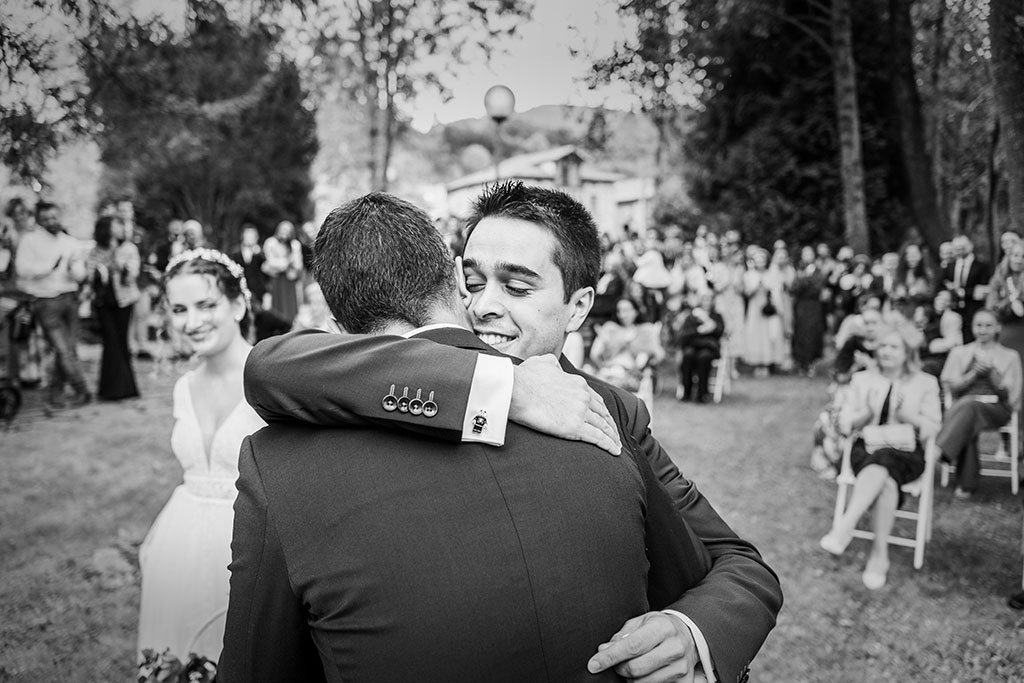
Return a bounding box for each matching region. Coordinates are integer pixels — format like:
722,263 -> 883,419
164,249 -> 253,339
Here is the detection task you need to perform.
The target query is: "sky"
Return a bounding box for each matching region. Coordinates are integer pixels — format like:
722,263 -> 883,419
114,0 -> 638,131
407,0 -> 638,131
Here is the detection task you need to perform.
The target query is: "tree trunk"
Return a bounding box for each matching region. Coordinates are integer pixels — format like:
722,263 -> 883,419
987,118 -> 1002,243
989,0 -> 1024,234
929,0 -> 946,219
831,0 -> 870,255
889,0 -> 950,257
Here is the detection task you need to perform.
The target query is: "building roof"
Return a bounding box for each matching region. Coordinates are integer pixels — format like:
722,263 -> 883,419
445,144 -> 624,191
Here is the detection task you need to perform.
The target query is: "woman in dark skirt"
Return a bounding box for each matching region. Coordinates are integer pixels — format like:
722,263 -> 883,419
87,215 -> 140,400
791,246 -> 827,375
819,322 -> 942,589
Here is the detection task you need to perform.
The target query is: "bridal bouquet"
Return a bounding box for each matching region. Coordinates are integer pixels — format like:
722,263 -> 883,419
138,649 -> 217,683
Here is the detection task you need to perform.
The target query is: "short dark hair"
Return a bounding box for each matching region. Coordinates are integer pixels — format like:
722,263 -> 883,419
4,197 -> 29,218
35,201 -> 58,218
313,193 -> 458,334
463,181 -> 601,300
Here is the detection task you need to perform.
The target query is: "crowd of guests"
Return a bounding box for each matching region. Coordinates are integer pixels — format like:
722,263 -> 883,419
0,194 -> 331,416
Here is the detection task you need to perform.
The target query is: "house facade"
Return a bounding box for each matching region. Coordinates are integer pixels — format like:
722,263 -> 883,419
443,145 -> 654,239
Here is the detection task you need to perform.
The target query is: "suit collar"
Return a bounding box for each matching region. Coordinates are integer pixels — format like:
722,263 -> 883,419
412,326 -> 499,355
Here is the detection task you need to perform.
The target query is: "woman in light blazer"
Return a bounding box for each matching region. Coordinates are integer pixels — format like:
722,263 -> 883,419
820,321 -> 942,589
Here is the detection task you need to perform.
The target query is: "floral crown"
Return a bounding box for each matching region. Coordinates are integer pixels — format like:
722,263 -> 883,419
165,247 -> 252,308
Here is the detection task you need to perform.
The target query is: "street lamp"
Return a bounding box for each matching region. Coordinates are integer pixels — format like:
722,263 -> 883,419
484,85 -> 515,183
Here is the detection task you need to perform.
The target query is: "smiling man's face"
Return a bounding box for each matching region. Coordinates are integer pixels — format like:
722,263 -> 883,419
461,216 -> 592,359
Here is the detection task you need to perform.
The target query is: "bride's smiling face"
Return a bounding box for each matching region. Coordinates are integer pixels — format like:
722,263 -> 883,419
165,273 -> 244,358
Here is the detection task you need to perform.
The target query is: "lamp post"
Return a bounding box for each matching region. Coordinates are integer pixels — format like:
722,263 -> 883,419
484,84 -> 515,183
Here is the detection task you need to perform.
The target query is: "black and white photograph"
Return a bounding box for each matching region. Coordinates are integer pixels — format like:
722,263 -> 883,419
1,0 -> 1022,681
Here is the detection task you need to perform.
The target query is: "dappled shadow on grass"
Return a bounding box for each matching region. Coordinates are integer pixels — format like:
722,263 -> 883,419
649,373 -> 1024,683
4,363 -> 1024,681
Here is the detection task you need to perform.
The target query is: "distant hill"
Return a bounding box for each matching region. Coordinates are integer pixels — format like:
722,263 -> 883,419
422,104 -> 660,180
312,100 -> 663,213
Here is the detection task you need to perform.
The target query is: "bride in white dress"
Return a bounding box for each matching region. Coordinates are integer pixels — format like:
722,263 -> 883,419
137,249 -> 265,661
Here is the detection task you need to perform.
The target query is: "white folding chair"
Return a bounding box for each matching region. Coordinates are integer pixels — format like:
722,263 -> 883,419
709,346 -> 732,404
832,435 -> 937,569
938,394 -> 1020,495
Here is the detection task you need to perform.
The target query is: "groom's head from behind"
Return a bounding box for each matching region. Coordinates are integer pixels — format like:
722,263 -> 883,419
313,193 -> 466,334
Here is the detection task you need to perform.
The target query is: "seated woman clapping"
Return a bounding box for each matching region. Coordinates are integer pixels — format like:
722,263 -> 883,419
819,322 -> 942,590
588,297 -> 665,394
936,308 -> 1023,499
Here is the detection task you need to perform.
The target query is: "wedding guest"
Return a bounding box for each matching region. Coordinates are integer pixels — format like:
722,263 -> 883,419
833,305 -> 884,384
937,309 -> 1023,499
262,220 -> 303,323
230,223 -> 268,312
181,219 -> 206,249
916,289 -> 963,378
938,241 -> 954,272
14,201 -> 90,409
791,245 -> 828,376
589,297 -> 665,396
116,199 -> 154,359
86,215 -> 140,400
712,248 -> 746,367
742,247 -> 786,377
676,291 -> 724,403
892,243 -> 934,315
820,323 -> 941,589
290,282 -> 335,333
944,236 -> 991,343
986,240 -> 1024,366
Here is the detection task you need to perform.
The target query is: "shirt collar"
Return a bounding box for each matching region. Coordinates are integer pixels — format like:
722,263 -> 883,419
402,322 -> 469,338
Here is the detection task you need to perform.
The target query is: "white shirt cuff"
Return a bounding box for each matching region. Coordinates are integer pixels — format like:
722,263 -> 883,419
661,609 -> 716,683
461,354 -> 513,446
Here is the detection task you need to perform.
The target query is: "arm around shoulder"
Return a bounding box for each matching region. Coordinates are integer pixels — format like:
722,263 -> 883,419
627,394 -> 782,683
243,330 -> 478,440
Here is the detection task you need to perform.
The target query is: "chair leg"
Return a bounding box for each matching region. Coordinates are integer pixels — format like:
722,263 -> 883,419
833,481 -> 849,530
1012,427 -> 1020,495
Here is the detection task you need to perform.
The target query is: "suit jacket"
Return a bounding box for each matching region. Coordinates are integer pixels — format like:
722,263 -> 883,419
220,327 -> 710,683
943,257 -> 992,316
840,370 -> 942,440
229,247 -> 268,300
244,330 -> 783,683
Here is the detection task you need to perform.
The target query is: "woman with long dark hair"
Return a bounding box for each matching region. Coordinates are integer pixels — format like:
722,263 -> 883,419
137,249 -> 264,665
86,215 -> 140,400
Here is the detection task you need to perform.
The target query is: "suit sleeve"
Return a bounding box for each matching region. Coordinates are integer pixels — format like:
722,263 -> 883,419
244,329 -> 478,441
219,437 -> 326,683
630,397 -> 783,683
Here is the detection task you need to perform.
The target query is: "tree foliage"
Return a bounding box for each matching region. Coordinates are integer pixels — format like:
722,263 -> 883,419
0,0 -> 99,183
593,0 -> 1010,255
303,0 -> 530,191
83,0 -> 318,246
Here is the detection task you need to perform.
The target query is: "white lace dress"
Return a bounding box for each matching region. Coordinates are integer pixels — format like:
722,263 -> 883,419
137,372 -> 265,660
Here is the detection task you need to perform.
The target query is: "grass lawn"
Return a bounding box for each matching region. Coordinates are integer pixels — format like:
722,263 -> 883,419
1,348 -> 1023,682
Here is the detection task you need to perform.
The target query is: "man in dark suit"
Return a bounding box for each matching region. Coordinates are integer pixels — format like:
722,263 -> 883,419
676,291 -> 726,403
220,193 -> 717,682
944,235 -> 991,343
244,183 -> 782,683
228,222 -> 267,307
